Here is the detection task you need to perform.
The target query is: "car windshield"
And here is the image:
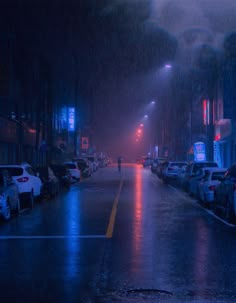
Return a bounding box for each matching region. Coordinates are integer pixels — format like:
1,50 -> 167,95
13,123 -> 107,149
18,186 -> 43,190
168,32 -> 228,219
0,167 -> 23,176
64,163 -> 76,169
193,162 -> 218,173
212,171 -> 226,180
170,162 -> 186,168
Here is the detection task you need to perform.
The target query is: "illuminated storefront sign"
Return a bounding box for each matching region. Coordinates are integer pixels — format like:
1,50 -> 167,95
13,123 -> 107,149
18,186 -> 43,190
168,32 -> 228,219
203,99 -> 210,125
68,107 -> 75,131
194,142 -> 206,162
81,137 -> 89,150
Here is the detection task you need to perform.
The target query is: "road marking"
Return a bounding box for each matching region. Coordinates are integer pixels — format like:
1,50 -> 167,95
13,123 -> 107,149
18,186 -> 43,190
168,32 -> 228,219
106,177 -> 124,238
0,235 -> 106,240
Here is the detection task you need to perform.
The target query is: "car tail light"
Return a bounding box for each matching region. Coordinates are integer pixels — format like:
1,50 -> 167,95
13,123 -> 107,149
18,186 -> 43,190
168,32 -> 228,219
17,177 -> 29,182
209,185 -> 216,191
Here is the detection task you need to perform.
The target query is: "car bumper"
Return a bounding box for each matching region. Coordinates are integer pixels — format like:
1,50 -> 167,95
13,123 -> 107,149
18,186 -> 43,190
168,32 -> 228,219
205,191 -> 214,202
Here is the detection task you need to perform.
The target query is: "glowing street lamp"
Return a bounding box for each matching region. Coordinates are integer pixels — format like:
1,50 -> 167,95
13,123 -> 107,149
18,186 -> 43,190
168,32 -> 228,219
144,114 -> 148,118
165,64 -> 172,69
137,128 -> 142,134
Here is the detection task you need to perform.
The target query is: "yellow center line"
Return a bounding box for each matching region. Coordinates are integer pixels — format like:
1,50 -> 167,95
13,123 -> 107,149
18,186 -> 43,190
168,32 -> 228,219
106,176 -> 124,238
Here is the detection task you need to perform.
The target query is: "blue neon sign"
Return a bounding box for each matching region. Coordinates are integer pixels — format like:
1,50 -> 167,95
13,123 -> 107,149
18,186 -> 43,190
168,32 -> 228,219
68,107 -> 75,131
194,142 -> 206,162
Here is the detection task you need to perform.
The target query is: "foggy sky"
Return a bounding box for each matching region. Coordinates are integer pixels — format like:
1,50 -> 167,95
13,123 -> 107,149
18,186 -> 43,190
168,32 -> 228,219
1,0 -> 235,156
91,0 -> 236,156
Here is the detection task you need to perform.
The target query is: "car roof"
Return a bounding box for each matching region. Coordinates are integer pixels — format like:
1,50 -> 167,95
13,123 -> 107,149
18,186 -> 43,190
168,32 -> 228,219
191,161 -> 217,165
169,161 -> 187,164
0,164 -> 24,168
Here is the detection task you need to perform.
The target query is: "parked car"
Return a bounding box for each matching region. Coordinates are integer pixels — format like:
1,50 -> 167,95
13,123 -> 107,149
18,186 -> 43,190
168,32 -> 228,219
182,161 -> 219,192
155,158 -> 168,178
214,164 -> 236,223
162,161 -> 188,183
36,166 -> 60,199
198,168 -> 227,207
0,163 -> 42,209
142,157 -> 152,167
86,156 -> 98,172
157,160 -> 169,179
98,157 -> 106,168
64,162 -> 81,181
188,167 -> 213,197
50,164 -> 72,188
0,170 -> 20,220
151,159 -> 159,174
73,158 -> 91,178
82,157 -> 93,174
176,165 -> 188,187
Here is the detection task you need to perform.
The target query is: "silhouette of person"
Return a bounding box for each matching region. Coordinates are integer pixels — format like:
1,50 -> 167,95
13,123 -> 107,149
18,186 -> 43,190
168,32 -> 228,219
117,157 -> 121,172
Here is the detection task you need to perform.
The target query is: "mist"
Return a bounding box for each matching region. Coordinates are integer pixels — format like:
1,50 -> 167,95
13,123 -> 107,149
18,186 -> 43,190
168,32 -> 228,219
150,0 -> 236,65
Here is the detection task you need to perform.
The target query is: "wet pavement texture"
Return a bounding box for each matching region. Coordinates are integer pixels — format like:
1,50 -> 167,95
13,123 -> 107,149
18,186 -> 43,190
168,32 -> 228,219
1,164 -> 236,302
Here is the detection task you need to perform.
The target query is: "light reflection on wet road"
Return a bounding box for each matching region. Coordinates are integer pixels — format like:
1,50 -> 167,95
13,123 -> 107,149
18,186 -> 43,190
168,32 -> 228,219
0,164 -> 236,302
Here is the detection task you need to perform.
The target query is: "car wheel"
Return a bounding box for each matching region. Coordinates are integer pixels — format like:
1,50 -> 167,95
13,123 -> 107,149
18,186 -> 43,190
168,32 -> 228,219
3,198 -> 11,221
225,196 -> 235,224
28,190 -> 34,209
15,195 -> 20,215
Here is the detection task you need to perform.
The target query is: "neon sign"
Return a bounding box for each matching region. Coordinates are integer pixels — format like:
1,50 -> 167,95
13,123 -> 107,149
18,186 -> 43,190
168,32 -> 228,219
203,99 -> 210,125
194,142 -> 206,162
68,107 -> 75,131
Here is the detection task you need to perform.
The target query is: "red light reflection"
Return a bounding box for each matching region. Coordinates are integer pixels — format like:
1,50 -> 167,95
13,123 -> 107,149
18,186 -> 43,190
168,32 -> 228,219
133,165 -> 143,254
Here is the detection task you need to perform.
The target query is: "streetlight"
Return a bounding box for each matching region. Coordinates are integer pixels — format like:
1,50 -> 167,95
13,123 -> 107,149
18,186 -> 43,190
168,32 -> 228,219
144,114 -> 148,118
165,64 -> 172,69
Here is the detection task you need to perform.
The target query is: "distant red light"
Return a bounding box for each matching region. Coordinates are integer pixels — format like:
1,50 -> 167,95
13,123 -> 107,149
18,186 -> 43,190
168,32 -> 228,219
214,134 -> 221,141
17,177 -> 29,182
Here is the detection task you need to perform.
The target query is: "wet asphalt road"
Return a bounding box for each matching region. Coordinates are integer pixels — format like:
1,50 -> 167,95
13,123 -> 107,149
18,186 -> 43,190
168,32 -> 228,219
1,164 -> 236,303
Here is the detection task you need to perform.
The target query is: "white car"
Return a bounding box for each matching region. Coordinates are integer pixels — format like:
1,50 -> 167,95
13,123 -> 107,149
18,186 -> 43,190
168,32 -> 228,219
64,162 -> 81,181
87,156 -> 98,172
162,161 -> 188,183
198,168 -> 227,206
188,167 -> 212,197
0,163 -> 42,209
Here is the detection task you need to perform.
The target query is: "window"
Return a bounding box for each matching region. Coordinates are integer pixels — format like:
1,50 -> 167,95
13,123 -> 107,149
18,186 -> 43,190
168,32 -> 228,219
0,167 -> 23,176
212,172 -> 225,181
25,166 -> 36,176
